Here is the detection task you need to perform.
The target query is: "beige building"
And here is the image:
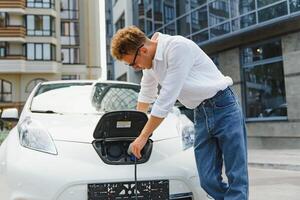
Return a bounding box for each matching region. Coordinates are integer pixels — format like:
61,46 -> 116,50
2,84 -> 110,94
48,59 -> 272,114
0,0 -> 104,111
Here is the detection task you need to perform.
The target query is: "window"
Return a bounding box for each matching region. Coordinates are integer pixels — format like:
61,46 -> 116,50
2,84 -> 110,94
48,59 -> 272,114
26,15 -> 54,36
232,12 -> 256,31
163,0 -> 175,24
0,12 -> 7,27
62,75 -> 80,80
0,42 -> 6,57
290,0 -> 300,13
191,0 -> 207,9
27,0 -> 55,8
154,0 -> 163,29
26,43 -> 56,60
61,48 -> 80,64
258,2 -> 288,23
176,0 -> 190,17
164,22 -> 176,35
0,80 -> 12,102
191,6 -> 208,32
26,78 -> 47,93
230,0 -> 255,18
61,22 -> 79,45
61,0 -> 79,20
177,14 -> 191,36
241,39 -> 287,120
209,0 -> 230,26
115,13 -> 125,31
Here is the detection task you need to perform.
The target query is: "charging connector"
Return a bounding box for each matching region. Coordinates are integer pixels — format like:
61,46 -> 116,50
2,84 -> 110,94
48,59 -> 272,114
128,144 -> 138,200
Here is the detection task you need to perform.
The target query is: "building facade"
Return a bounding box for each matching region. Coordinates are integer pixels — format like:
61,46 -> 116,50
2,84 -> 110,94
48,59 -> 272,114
112,0 -> 300,148
0,0 -> 103,111
112,0 -> 143,83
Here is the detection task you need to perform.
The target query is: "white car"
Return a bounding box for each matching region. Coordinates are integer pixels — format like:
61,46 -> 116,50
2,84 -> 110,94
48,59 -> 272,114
0,80 -> 207,200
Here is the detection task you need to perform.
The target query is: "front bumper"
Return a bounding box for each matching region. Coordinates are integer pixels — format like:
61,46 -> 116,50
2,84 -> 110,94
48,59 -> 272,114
0,131 -> 205,200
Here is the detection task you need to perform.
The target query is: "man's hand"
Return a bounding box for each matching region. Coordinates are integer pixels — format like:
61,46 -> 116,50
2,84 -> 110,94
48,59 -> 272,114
130,135 -> 149,159
130,115 -> 165,159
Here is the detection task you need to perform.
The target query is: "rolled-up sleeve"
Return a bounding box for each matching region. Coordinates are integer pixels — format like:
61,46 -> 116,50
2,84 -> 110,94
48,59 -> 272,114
138,69 -> 158,103
151,41 -> 194,118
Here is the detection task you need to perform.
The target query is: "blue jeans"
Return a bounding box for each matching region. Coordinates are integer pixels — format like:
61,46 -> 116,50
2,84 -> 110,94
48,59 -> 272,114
193,87 -> 249,200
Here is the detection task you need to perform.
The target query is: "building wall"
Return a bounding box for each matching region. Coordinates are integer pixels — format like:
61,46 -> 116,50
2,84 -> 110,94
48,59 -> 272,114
0,0 -> 104,112
216,31 -> 300,149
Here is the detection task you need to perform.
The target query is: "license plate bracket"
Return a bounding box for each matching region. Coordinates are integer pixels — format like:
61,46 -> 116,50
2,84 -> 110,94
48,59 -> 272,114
88,180 -> 169,200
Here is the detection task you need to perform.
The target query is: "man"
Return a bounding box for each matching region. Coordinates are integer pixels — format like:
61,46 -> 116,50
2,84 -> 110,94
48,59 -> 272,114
111,26 -> 248,200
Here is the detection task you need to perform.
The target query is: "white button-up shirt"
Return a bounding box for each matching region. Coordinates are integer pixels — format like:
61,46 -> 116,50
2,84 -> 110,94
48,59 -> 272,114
138,33 -> 233,118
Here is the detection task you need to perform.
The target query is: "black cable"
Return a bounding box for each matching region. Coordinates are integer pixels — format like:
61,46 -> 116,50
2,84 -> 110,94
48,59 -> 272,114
134,156 -> 138,200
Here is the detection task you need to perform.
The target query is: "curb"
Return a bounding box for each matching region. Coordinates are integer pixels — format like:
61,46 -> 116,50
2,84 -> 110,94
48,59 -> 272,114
249,162 -> 300,171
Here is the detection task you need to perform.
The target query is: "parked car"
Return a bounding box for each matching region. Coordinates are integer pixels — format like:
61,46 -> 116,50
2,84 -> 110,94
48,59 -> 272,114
0,80 -> 206,200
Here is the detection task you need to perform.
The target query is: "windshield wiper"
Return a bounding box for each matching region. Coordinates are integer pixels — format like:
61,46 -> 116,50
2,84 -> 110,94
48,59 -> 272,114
31,110 -> 62,114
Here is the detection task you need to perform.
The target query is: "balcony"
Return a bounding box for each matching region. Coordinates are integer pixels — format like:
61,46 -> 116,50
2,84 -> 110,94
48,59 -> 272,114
0,26 -> 25,38
0,55 -> 25,60
0,0 -> 25,9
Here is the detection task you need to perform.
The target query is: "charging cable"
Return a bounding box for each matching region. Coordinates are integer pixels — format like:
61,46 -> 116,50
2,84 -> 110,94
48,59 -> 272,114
128,144 -> 138,200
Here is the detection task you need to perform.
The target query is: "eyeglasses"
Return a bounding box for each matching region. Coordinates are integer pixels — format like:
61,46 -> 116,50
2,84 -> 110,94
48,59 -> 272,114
128,44 -> 144,67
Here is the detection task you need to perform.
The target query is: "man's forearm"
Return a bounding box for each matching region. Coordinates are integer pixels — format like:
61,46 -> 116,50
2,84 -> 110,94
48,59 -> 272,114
140,115 -> 164,139
137,101 -> 150,113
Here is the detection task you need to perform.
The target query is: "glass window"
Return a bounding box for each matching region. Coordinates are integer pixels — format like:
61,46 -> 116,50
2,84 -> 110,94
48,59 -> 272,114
0,12 -> 7,27
138,0 -> 145,32
257,0 -> 281,8
191,6 -> 208,32
232,12 -> 256,31
62,75 -> 79,80
43,44 -> 50,60
27,44 -> 35,60
241,40 -> 282,64
241,39 -> 287,119
27,0 -> 55,8
0,42 -> 6,57
61,48 -> 80,64
0,79 -> 12,102
163,0 -> 175,24
27,15 -> 53,36
36,44 -> 43,59
145,0 -> 153,33
164,22 -> 176,35
115,13 -> 125,31
154,0 -> 163,29
192,30 -> 209,44
258,2 -> 288,23
230,0 -> 255,18
209,0 -> 230,26
176,0 -> 190,17
26,43 -> 55,60
177,14 -> 191,36
60,0 -> 79,19
290,0 -> 300,13
210,22 -> 230,38
191,0 -> 207,9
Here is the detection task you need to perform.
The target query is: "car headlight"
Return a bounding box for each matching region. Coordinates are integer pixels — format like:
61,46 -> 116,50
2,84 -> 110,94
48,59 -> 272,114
176,113 -> 195,151
18,117 -> 58,155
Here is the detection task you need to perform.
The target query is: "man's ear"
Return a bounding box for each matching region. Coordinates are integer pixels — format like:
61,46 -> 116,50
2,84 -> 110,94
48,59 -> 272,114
140,46 -> 147,54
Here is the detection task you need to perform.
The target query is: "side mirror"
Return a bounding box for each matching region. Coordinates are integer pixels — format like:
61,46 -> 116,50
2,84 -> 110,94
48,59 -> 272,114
1,108 -> 19,122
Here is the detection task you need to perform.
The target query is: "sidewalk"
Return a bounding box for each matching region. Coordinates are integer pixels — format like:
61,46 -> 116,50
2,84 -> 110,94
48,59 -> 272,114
248,149 -> 300,171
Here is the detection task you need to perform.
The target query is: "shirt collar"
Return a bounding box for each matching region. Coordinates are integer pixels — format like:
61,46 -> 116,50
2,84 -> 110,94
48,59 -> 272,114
151,32 -> 168,61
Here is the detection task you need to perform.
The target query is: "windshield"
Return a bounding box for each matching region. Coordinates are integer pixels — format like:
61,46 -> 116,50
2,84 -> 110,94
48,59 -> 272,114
30,82 -> 140,114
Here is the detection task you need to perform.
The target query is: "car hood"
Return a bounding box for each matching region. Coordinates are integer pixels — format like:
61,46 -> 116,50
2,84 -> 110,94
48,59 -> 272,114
28,112 -> 180,143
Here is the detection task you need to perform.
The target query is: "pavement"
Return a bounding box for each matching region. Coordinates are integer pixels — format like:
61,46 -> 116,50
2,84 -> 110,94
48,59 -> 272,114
248,149 -> 300,171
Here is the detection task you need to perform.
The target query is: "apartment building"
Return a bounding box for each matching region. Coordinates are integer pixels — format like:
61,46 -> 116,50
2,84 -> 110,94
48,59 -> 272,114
112,0 -> 300,148
0,0 -> 104,111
